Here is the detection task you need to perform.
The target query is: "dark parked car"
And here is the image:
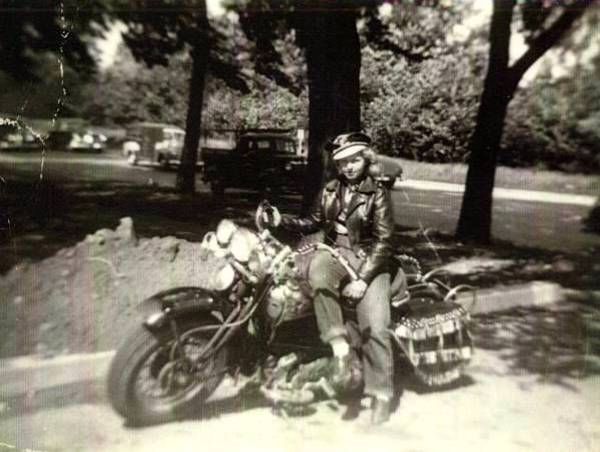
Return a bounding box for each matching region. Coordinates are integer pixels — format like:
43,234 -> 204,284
201,132 -> 306,197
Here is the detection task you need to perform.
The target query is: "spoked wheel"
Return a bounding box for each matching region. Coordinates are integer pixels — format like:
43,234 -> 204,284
108,320 -> 228,425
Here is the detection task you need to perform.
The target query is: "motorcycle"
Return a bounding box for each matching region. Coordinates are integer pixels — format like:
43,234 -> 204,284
107,202 -> 475,425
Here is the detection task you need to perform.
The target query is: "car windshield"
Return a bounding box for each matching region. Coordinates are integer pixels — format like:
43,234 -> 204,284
274,139 -> 295,154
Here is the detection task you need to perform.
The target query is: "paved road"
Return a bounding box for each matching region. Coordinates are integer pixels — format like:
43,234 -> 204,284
395,187 -> 598,252
1,150 -> 598,253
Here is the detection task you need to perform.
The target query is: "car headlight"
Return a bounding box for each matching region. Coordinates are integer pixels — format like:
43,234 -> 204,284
230,229 -> 259,263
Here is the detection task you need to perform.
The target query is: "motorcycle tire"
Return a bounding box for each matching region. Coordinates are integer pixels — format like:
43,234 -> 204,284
107,320 -> 228,425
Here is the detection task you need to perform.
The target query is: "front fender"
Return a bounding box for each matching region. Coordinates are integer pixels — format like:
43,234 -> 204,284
136,286 -> 222,334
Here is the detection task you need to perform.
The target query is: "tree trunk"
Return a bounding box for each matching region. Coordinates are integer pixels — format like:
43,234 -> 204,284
176,37 -> 209,194
301,11 -> 361,214
455,0 -> 515,243
455,97 -> 510,243
455,0 -> 588,243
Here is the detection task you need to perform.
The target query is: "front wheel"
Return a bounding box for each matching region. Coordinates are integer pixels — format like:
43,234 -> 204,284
107,320 -> 228,425
127,152 -> 138,166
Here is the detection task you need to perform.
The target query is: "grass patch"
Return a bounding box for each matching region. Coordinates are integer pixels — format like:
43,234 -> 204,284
397,158 -> 600,196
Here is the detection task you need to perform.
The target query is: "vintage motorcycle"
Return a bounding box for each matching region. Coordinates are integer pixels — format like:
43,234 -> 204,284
107,202 -> 475,425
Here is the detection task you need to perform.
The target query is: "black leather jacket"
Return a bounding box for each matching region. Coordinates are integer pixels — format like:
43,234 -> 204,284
283,175 -> 395,284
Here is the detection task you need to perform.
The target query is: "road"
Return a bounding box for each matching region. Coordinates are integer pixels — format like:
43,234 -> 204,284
1,150 -> 597,253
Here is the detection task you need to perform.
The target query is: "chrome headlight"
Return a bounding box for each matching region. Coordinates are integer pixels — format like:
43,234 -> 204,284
200,231 -> 227,258
216,219 -> 237,246
230,229 -> 259,263
212,263 -> 236,291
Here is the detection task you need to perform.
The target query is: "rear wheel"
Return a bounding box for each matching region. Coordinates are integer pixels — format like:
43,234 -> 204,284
158,154 -> 171,170
107,320 -> 228,425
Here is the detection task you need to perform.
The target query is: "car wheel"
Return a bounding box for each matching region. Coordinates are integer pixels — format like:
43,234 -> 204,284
210,181 -> 225,200
127,152 -> 138,166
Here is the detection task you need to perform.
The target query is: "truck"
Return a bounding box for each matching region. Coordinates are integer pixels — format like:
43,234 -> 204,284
122,122 -> 185,168
201,131 -> 306,197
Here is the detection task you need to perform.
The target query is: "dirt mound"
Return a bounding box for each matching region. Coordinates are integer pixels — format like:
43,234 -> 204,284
0,218 -> 221,358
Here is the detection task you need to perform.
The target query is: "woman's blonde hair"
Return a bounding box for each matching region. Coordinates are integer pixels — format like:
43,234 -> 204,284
363,148 -> 385,178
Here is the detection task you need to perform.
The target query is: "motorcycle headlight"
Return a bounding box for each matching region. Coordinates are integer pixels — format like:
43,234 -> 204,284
216,219 -> 237,246
200,231 -> 227,258
212,263 -> 236,291
230,229 -> 259,263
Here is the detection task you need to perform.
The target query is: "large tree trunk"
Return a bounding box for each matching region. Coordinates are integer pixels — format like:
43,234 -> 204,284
455,0 -> 589,243
176,17 -> 209,194
455,0 -> 515,243
301,11 -> 361,214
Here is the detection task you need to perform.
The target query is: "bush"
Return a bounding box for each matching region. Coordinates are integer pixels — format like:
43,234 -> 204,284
361,45 -> 483,162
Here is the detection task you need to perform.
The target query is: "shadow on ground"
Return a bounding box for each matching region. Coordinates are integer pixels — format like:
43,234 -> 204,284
0,177 -> 302,274
2,175 -> 599,384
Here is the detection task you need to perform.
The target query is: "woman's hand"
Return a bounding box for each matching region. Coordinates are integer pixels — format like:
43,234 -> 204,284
342,279 -> 368,300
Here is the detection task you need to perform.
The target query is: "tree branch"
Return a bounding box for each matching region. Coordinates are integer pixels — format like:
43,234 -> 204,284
507,0 -> 591,90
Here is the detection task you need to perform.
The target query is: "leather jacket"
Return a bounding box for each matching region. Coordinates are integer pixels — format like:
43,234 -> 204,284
283,175 -> 395,284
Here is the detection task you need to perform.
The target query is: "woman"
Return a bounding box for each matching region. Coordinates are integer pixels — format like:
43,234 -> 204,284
278,132 -> 397,425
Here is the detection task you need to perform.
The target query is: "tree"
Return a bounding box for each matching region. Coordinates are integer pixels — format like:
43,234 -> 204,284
0,0 -> 108,119
233,1 -> 460,211
0,0 -> 107,80
456,0 -> 593,243
234,1 -> 363,212
116,0 -> 247,194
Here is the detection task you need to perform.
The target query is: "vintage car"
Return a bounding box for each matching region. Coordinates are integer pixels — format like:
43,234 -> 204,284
122,122 -> 185,168
201,131 -> 306,197
0,124 -> 42,151
46,129 -> 107,153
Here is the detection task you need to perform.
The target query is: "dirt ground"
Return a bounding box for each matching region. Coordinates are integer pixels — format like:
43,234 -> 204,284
0,209 -> 598,451
0,217 -> 226,358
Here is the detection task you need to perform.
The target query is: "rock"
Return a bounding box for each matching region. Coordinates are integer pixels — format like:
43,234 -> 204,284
60,268 -> 70,277
13,296 -> 23,305
116,217 -> 138,245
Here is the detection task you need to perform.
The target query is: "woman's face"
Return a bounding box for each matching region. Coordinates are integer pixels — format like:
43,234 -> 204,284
336,153 -> 367,183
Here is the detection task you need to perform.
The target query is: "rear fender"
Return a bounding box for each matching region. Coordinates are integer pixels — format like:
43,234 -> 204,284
136,287 -> 223,334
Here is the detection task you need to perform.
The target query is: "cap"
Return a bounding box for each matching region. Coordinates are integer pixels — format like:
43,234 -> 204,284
327,132 -> 372,161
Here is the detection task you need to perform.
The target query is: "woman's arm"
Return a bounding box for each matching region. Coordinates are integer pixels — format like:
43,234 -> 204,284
357,185 -> 395,284
280,188 -> 324,234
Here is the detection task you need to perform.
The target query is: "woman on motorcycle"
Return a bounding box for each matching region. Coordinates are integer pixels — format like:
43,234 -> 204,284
278,132 -> 397,425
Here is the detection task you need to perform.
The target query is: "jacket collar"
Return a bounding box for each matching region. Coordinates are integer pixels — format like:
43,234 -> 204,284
325,176 -> 377,194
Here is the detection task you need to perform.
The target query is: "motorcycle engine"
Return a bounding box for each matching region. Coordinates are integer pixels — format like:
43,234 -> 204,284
266,273 -> 312,322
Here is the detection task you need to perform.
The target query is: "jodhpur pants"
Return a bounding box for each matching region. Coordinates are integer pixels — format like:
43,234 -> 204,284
307,249 -> 394,399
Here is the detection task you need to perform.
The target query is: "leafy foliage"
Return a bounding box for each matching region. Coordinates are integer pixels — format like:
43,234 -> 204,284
0,0 -> 108,80
502,56 -> 600,172
85,30 -> 307,130
361,45 -> 484,162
